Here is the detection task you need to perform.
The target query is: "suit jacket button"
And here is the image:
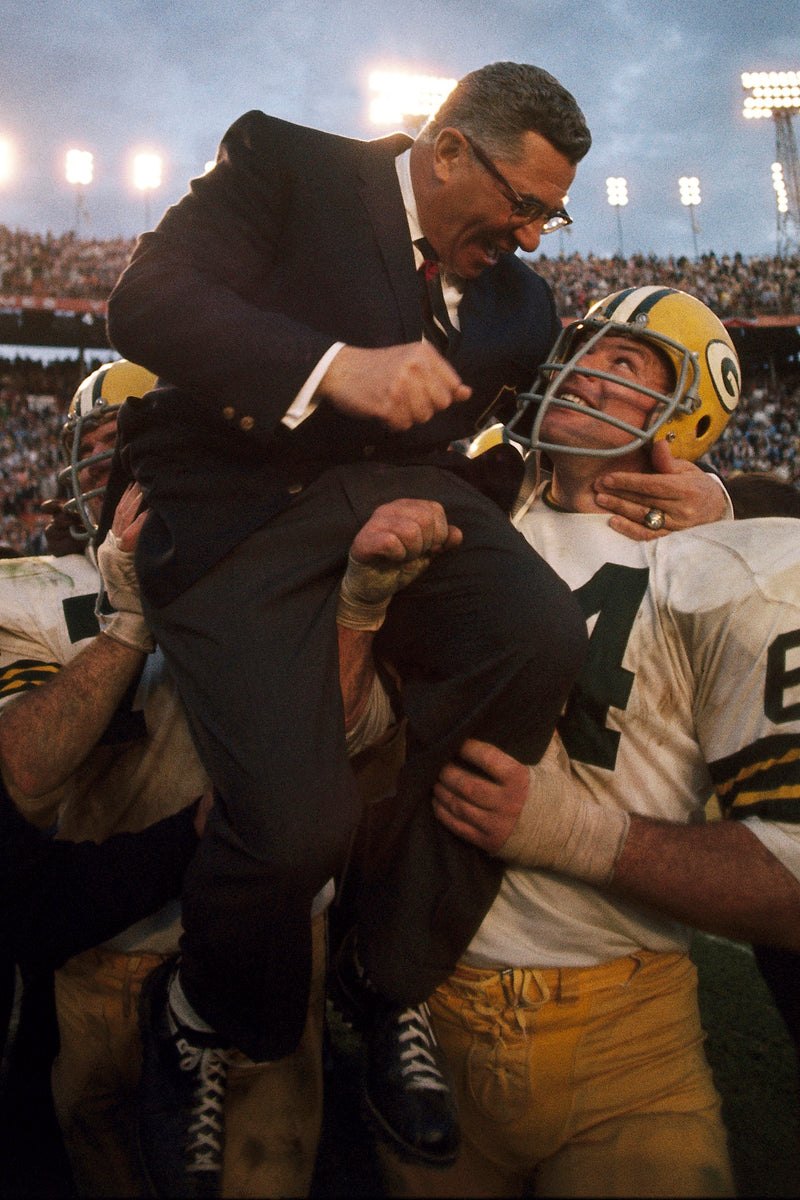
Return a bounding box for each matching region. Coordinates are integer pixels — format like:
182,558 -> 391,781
222,406 -> 235,421
239,416 -> 255,432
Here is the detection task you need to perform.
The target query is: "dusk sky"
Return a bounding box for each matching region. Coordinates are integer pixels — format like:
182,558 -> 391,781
2,0 -> 799,261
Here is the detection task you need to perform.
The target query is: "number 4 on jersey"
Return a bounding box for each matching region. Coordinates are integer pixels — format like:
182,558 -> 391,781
558,563 -> 650,769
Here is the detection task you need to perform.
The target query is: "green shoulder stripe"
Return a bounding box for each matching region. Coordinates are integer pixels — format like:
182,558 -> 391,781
709,733 -> 800,821
0,659 -> 61,698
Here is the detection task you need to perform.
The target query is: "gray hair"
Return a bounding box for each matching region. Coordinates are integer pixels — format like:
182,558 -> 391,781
420,62 -> 591,166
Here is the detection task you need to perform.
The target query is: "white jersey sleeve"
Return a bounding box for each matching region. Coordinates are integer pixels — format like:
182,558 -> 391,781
0,551 -> 207,953
648,519 -> 800,880
0,551 -> 209,840
0,553 -> 103,704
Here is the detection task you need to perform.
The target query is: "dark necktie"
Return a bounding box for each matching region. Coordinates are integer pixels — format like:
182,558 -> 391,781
415,237 -> 458,356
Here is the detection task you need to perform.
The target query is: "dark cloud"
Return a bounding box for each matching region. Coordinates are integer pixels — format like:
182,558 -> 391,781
1,0 -> 798,256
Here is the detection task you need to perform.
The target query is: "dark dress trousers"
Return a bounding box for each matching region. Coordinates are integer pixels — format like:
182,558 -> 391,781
106,112 -> 587,1061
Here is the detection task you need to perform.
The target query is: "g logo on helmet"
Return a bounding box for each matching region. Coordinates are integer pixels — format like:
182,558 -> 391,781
706,340 -> 740,414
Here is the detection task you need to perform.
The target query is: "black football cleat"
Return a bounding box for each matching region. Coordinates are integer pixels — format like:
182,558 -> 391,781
364,1000 -> 460,1167
136,958 -> 229,1198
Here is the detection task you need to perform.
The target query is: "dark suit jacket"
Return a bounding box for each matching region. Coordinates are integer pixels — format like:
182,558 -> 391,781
106,112 -> 560,603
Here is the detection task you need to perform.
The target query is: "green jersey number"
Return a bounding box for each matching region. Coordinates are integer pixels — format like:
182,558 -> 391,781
558,563 -> 650,769
765,629 -> 800,723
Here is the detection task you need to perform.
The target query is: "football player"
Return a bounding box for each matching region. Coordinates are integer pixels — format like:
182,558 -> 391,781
344,288 -> 800,1196
0,361 -> 337,1197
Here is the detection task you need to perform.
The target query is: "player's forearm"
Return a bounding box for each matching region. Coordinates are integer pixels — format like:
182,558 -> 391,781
337,625 -> 378,730
0,634 -> 145,802
609,814 -> 800,952
451,739 -> 800,952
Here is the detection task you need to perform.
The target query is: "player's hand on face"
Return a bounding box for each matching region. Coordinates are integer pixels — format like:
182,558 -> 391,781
40,499 -> 86,557
592,439 -> 728,541
320,342 -> 472,431
433,738 -> 529,854
111,482 -> 148,553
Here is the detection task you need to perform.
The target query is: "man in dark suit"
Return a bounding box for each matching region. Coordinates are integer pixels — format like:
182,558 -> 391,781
106,62 -> 593,1195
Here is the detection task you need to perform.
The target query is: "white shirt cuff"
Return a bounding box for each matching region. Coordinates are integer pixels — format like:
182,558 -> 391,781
281,342 -> 346,430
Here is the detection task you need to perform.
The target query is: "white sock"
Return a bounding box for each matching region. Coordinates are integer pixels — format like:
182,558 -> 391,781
167,971 -> 217,1034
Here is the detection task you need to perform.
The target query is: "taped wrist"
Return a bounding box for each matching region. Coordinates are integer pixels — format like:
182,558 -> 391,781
345,673 -> 396,756
337,551 -> 432,631
500,737 -> 630,884
98,609 -> 156,655
96,528 -> 155,654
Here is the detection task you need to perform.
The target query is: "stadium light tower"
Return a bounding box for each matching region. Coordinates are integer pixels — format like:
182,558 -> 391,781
742,70 -> 800,256
606,176 -> 628,257
133,152 -> 163,229
678,176 -> 701,259
65,148 -> 93,236
368,70 -> 457,135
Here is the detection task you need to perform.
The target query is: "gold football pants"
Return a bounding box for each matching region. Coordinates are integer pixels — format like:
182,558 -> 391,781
383,950 -> 734,1198
51,913 -> 327,1198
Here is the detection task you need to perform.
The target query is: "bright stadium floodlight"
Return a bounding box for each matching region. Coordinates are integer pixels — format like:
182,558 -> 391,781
65,148 -> 93,235
772,161 -> 790,256
773,161 -> 789,213
606,177 -> 628,256
132,151 -> 163,229
368,70 -> 457,134
741,70 -> 800,119
679,176 -> 701,259
606,176 -> 628,205
0,138 -> 13,188
678,176 -> 701,207
742,70 -> 800,256
65,148 -> 93,187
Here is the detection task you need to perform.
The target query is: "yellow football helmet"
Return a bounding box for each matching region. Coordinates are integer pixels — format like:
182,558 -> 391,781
60,359 -> 157,538
505,286 -> 741,461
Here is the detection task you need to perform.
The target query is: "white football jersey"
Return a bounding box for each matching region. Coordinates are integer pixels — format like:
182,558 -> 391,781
0,552 -> 208,840
466,493 -> 800,968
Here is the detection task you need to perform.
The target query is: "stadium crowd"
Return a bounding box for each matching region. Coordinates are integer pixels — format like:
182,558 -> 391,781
2,224 -> 800,319
710,370 -> 800,484
0,228 -> 135,302
533,247 -> 800,319
0,355 -> 96,554
1,346 -> 798,554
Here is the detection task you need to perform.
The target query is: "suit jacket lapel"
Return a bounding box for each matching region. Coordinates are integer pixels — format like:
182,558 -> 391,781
357,135 -> 421,343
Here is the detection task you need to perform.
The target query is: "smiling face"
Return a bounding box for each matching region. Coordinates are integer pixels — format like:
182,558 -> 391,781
539,333 -> 673,455
418,129 -> 576,279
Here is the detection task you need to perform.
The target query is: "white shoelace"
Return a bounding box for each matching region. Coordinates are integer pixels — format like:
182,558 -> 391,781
174,1035 -> 228,1176
394,1003 -> 449,1093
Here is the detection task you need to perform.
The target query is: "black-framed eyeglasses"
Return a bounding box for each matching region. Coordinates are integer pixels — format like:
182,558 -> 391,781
461,132 -> 572,233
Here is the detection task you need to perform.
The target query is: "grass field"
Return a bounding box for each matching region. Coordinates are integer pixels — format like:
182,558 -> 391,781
311,932 -> 800,1197
692,932 -> 800,1197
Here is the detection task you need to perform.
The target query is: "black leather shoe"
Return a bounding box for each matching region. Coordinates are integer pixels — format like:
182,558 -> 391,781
364,1001 -> 460,1167
136,958 -> 228,1198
